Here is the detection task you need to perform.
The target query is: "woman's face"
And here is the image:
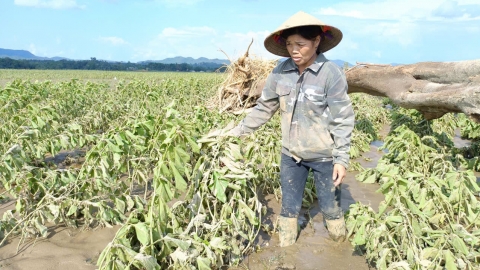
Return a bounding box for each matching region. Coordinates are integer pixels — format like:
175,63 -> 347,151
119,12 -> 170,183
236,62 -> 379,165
286,34 -> 320,72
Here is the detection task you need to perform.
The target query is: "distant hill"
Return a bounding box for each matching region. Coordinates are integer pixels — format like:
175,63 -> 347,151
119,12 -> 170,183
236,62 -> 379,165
152,57 -> 353,67
331,59 -> 353,68
278,57 -> 353,68
0,48 -> 68,61
0,48 -> 359,68
0,48 -> 229,65
141,56 -> 230,65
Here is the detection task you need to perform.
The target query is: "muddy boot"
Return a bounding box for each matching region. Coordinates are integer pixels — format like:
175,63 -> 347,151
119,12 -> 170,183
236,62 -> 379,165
278,216 -> 298,247
325,216 -> 346,242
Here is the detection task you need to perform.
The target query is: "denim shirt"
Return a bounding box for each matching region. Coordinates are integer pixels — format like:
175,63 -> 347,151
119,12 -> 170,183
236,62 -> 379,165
236,53 -> 354,168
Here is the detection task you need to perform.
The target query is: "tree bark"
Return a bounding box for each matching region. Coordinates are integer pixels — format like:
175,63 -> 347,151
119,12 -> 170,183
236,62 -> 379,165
346,60 -> 480,122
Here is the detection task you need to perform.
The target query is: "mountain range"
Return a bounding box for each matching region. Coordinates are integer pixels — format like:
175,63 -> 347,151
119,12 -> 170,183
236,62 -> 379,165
0,48 -> 353,67
140,57 -> 230,65
0,48 -> 68,61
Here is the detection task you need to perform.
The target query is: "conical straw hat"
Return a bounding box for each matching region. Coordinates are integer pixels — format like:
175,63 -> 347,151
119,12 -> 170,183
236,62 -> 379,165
264,11 -> 343,57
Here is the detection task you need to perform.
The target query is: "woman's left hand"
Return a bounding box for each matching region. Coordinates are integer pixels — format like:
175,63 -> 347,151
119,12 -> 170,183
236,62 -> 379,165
332,164 -> 346,187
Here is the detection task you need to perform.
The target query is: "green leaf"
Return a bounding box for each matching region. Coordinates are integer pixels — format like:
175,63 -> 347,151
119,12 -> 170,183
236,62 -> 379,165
212,172 -> 228,203
133,253 -> 159,270
385,216 -> 403,223
238,200 -> 258,226
67,204 -> 78,216
134,223 -> 150,246
403,197 -> 423,217
115,198 -> 126,214
428,213 -> 445,227
173,150 -> 186,175
34,218 -> 48,237
107,140 -> 123,153
443,250 -> 458,270
227,143 -> 243,160
421,247 -> 439,260
186,135 -> 200,154
219,157 -> 243,174
114,133 -> 124,146
197,256 -> 211,270
163,235 -> 191,251
96,243 -> 111,266
363,173 -> 377,184
48,204 -> 60,219
175,147 -> 190,164
405,171 -> 424,178
160,162 -> 171,178
170,164 -> 187,192
210,237 -> 229,250
155,176 -> 174,201
451,234 -> 469,256
353,223 -> 366,245
126,195 -> 135,211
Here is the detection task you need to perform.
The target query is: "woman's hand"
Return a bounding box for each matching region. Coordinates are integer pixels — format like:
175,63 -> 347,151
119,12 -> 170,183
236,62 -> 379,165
332,164 -> 346,187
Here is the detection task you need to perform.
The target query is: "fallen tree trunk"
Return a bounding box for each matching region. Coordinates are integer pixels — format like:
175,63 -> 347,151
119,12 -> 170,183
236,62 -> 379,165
215,52 -> 480,122
346,60 -> 480,122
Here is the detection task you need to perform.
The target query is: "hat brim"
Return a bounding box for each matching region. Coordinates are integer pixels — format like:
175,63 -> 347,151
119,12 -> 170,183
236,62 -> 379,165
264,12 -> 343,57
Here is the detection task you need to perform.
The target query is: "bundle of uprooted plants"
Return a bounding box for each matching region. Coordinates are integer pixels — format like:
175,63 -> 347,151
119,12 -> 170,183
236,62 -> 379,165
209,40 -> 276,115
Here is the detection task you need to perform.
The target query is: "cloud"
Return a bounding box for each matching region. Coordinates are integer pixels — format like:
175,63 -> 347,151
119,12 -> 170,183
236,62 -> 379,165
29,43 -> 37,55
312,0 -> 480,64
153,0 -> 203,7
98,36 -> 128,46
132,26 -> 272,61
316,0 -> 480,21
160,26 -> 217,39
14,0 -> 86,9
132,26 -> 217,60
432,0 -> 480,19
221,30 -> 271,58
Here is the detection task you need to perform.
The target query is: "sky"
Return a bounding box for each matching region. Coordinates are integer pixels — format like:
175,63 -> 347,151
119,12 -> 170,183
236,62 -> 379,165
1,0 -> 480,65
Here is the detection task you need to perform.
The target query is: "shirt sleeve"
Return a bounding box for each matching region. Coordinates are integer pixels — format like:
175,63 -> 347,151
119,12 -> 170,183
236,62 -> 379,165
325,63 -> 355,168
235,70 -> 280,135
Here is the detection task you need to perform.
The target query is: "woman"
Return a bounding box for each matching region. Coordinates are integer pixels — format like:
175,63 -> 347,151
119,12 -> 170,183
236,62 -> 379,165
229,11 -> 354,246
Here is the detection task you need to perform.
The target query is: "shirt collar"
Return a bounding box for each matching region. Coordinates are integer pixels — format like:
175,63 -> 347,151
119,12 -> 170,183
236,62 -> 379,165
282,53 -> 328,73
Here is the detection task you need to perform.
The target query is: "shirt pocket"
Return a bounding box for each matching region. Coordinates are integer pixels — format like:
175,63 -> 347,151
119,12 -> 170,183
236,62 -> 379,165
303,85 -> 327,110
276,82 -> 293,112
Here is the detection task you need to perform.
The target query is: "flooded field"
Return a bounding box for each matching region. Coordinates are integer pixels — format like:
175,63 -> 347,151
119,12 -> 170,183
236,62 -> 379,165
1,71 -> 479,270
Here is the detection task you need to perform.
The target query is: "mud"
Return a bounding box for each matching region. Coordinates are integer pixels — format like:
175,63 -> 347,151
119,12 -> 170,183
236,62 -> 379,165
0,223 -> 119,270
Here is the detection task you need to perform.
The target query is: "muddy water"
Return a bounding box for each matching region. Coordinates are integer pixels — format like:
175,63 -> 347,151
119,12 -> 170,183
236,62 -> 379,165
0,224 -> 120,270
0,196 -> 115,270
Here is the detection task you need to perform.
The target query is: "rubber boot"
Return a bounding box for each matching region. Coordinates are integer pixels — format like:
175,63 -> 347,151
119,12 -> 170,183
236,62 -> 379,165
325,216 -> 346,242
278,216 -> 298,247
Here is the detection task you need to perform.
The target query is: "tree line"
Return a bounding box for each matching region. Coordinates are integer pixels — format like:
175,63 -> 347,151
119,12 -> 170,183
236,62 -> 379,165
0,57 -> 226,72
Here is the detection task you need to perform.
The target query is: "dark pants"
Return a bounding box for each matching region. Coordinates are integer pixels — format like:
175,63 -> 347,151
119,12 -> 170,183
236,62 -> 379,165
280,153 -> 343,220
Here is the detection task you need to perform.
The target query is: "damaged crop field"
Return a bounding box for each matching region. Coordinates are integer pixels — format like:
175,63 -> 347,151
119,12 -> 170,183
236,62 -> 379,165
0,63 -> 479,270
